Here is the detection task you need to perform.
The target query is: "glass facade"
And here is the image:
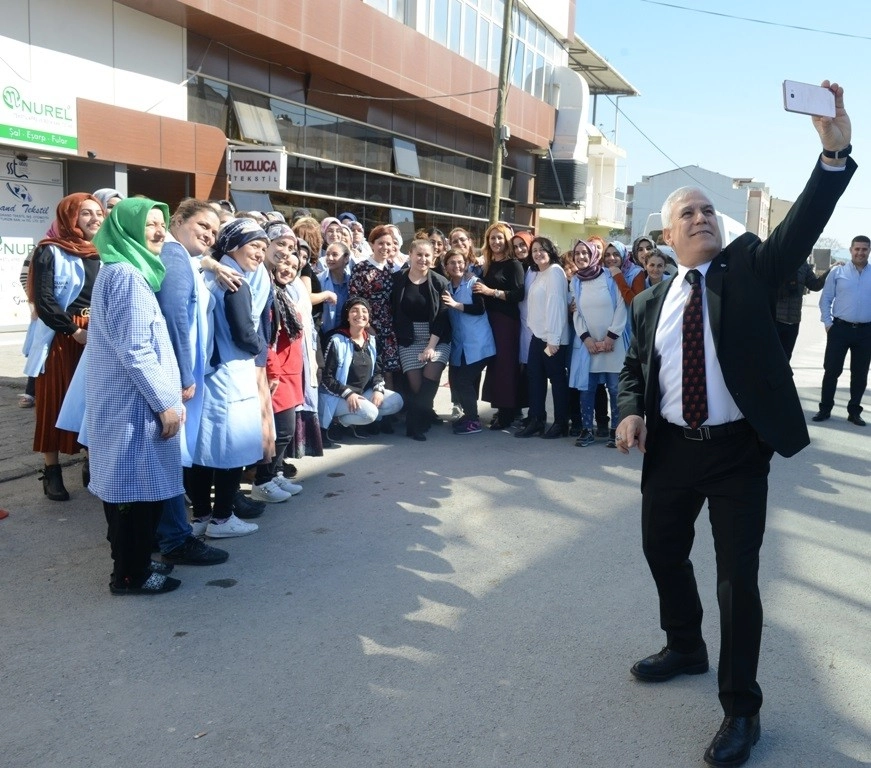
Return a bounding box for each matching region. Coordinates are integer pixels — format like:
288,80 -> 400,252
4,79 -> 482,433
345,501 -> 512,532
366,0 -> 566,102
189,75 -> 526,237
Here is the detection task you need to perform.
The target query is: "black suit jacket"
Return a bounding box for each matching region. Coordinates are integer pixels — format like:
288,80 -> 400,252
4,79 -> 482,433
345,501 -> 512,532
618,158 -> 856,468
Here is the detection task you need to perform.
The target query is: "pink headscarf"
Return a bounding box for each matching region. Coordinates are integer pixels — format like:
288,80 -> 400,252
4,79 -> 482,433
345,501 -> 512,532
573,239 -> 603,281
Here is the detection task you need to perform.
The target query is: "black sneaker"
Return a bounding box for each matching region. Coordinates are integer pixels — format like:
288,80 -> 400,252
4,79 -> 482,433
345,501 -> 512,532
162,536 -> 229,566
233,490 -> 265,519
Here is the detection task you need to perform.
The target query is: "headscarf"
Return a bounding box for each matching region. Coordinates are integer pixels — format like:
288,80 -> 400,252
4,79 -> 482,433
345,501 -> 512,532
632,235 -> 655,265
609,240 -> 644,284
214,217 -> 268,260
574,239 -> 603,282
337,296 -> 372,341
265,222 -> 295,243
38,193 -> 101,257
92,188 -> 125,214
271,281 -> 303,344
93,197 -> 170,291
512,230 -> 534,259
320,217 -> 342,236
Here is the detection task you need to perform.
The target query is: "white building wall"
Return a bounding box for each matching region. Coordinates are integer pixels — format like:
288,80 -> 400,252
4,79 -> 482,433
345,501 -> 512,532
630,166 -> 750,239
1,0 -> 185,121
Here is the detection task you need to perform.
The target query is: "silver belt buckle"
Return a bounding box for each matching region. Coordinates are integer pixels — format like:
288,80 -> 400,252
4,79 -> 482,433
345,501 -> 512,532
683,426 -> 710,440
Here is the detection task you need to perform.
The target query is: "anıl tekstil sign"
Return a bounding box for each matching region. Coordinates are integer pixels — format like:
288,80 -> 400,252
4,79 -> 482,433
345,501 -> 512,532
0,83 -> 77,154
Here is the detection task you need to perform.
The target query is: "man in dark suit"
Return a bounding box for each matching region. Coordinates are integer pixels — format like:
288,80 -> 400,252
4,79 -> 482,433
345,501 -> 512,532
615,81 -> 854,767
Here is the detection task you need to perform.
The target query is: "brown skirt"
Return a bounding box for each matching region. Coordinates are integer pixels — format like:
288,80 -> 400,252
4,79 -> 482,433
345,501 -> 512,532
33,317 -> 88,455
481,311 -> 524,409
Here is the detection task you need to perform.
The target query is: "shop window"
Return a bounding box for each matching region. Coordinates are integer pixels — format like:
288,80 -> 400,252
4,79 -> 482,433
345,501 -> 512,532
229,88 -> 282,145
188,78 -> 229,133
392,138 -> 421,179
231,190 -> 273,213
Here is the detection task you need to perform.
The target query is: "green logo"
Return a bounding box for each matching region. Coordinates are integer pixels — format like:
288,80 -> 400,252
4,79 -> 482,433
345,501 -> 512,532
2,86 -> 20,110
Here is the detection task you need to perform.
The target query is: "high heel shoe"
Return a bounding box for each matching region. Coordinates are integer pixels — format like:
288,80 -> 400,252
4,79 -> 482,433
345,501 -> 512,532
542,421 -> 569,439
514,418 -> 545,438
40,464 -> 70,501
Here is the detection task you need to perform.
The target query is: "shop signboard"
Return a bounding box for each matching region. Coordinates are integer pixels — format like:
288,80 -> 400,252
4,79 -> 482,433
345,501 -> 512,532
0,79 -> 78,155
0,152 -> 64,331
227,148 -> 287,191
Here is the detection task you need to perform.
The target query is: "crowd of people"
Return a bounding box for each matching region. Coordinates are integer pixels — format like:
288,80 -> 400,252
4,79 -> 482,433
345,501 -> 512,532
21,184 -> 849,600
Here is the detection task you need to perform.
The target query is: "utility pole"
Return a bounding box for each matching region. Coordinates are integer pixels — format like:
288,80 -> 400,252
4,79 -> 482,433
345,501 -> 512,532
489,0 -> 514,225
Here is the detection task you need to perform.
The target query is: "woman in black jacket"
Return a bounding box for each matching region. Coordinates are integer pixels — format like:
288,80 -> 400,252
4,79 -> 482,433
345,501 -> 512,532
391,239 -> 451,441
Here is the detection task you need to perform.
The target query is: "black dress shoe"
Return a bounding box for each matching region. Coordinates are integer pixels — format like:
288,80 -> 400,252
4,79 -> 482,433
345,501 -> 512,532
811,410 -> 831,422
703,714 -> 760,767
847,413 -> 866,426
630,645 -> 709,682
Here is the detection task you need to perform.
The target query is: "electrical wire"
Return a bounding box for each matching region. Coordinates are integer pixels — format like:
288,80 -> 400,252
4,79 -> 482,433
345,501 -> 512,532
640,1 -> 871,41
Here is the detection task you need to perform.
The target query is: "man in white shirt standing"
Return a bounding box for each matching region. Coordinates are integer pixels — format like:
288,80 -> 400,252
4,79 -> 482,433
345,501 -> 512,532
813,235 -> 871,426
615,81 -> 854,767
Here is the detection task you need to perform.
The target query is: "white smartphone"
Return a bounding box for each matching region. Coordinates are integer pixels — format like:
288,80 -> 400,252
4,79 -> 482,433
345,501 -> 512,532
782,80 -> 835,118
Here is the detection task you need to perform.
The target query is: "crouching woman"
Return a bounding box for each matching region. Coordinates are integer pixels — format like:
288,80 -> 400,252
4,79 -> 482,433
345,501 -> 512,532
319,297 -> 403,431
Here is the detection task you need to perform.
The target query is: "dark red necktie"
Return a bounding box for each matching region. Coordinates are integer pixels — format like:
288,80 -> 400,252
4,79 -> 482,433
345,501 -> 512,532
682,269 -> 708,430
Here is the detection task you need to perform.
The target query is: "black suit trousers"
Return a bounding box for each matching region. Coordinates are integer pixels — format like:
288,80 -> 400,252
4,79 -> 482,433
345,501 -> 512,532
641,425 -> 773,716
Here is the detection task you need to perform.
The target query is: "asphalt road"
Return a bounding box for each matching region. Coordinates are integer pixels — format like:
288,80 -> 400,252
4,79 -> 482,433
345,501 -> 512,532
0,296 -> 868,768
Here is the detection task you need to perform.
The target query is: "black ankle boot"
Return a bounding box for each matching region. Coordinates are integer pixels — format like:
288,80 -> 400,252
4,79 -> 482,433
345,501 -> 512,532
41,464 -> 70,501
542,420 -> 569,439
515,418 -> 545,438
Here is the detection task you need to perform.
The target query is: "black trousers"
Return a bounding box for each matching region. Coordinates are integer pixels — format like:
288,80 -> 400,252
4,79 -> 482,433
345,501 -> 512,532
640,424 -> 773,716
255,407 -> 296,484
819,319 -> 871,415
185,464 -> 243,520
526,336 -> 568,422
104,500 -> 163,588
451,357 -> 487,420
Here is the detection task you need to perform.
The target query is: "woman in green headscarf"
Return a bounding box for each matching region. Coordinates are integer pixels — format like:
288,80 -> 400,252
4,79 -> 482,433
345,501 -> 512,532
86,197 -> 186,595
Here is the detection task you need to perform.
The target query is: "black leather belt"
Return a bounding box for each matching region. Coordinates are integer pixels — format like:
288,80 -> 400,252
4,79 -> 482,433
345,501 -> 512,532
833,317 -> 871,328
664,419 -> 753,441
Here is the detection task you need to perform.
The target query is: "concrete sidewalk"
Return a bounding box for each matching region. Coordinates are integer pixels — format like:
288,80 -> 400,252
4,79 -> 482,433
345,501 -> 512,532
0,297 -> 868,768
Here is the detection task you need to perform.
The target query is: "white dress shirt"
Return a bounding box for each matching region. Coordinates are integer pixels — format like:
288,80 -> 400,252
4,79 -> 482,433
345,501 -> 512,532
655,261 -> 743,426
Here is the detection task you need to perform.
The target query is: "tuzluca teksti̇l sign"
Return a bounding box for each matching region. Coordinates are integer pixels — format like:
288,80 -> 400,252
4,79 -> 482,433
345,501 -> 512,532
227,149 -> 287,191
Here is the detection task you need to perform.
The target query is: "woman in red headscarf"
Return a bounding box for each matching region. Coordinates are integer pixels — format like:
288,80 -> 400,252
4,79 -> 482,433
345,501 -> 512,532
25,193 -> 104,501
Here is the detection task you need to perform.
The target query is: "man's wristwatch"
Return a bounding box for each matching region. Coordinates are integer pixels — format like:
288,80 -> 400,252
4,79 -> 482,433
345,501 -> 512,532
822,144 -> 851,159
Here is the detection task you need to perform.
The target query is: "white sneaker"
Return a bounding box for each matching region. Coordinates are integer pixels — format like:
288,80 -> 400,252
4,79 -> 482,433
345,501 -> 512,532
190,519 -> 208,537
250,480 -> 293,503
206,514 -> 258,538
273,474 -> 303,496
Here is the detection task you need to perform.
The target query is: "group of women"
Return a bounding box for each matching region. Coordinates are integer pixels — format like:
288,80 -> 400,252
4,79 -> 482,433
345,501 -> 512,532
24,189 -> 670,594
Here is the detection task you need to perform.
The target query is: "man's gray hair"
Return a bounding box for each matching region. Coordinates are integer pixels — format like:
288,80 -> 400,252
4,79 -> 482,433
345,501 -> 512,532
660,186 -> 711,230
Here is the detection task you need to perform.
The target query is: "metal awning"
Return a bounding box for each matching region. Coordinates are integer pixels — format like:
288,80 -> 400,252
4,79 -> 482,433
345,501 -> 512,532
567,35 -> 639,97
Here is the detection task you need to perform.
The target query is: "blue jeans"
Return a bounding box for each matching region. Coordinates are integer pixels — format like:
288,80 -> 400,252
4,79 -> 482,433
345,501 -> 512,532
581,371 -> 619,429
157,492 -> 193,554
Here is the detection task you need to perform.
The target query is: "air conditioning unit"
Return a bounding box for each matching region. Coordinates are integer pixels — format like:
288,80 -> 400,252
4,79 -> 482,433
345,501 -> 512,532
535,158 -> 587,206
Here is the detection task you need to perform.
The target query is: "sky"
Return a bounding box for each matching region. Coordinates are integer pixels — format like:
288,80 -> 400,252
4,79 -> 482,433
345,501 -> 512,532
575,0 -> 870,248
